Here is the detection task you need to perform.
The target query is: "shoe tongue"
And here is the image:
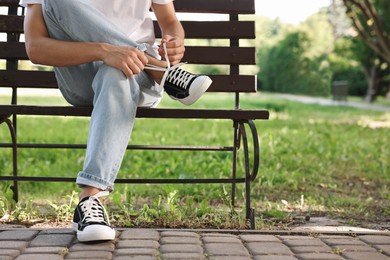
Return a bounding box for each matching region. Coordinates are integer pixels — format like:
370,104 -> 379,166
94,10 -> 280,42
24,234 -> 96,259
79,190 -> 109,203
79,196 -> 91,203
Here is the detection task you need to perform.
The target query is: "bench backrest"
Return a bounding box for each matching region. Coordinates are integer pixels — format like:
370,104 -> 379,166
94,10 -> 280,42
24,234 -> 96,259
0,0 -> 256,107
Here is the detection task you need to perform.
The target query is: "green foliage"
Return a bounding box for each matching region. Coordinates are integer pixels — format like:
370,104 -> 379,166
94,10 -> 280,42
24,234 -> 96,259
329,37 -> 368,96
259,30 -> 331,96
258,12 -> 333,96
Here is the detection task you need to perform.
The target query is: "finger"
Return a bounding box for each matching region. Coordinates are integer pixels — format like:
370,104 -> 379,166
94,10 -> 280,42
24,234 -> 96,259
166,47 -> 185,60
138,52 -> 149,65
161,35 -> 174,44
128,61 -> 143,75
122,66 -> 133,78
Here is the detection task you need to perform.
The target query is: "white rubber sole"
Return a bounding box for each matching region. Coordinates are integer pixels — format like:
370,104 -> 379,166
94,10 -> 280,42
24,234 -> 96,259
73,222 -> 116,242
170,76 -> 212,105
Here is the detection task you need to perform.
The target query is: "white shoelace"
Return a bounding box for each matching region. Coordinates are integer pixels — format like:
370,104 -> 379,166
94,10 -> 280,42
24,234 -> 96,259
144,42 -> 189,88
165,66 -> 195,90
80,191 -> 111,226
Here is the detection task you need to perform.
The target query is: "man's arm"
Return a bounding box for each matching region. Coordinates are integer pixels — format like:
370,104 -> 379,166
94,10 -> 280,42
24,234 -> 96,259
152,2 -> 185,65
24,4 -> 147,77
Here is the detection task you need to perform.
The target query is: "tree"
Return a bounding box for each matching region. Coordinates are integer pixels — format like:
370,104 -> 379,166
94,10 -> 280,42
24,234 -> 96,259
342,0 -> 390,64
258,12 -> 333,96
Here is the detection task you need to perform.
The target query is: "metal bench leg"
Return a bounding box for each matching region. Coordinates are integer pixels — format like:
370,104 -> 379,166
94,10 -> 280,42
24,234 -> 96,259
1,117 -> 18,202
231,121 -> 239,208
238,120 -> 260,229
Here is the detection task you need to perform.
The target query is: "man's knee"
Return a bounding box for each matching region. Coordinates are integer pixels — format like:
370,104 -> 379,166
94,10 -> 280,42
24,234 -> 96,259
92,65 -> 140,104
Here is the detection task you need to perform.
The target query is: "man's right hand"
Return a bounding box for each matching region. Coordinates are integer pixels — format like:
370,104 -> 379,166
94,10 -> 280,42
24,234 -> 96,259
101,44 -> 149,78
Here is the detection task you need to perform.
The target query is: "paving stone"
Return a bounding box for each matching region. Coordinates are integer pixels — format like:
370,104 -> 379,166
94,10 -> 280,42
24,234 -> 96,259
202,233 -> 237,237
253,256 -> 299,260
65,250 -> 112,259
319,235 -> 356,239
116,239 -> 159,248
279,236 -> 318,241
209,257 -> 251,260
161,231 -> 200,238
120,229 -> 159,240
246,242 -> 293,255
332,245 -> 377,252
23,246 -> 69,255
296,252 -> 344,260
202,236 -> 241,243
0,249 -> 20,257
342,251 -> 389,260
114,248 -> 158,256
373,244 -> 390,255
69,241 -> 115,251
160,253 -> 204,259
239,234 -> 281,243
160,236 -> 201,245
321,238 -> 368,246
113,256 -> 157,260
0,230 -> 38,241
29,234 -> 74,247
359,235 -> 390,245
39,229 -> 74,235
113,255 -> 156,260
15,254 -> 63,260
204,243 -> 250,256
0,241 -> 29,250
160,244 -> 203,254
0,256 -> 13,260
284,238 -> 328,247
291,245 -> 332,253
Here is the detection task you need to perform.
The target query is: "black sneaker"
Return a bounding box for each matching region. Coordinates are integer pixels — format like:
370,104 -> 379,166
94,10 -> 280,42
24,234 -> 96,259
145,42 -> 212,105
72,191 -> 115,242
163,65 -> 212,105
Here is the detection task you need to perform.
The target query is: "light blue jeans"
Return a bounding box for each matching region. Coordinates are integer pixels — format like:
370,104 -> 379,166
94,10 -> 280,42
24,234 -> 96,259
42,0 -> 163,191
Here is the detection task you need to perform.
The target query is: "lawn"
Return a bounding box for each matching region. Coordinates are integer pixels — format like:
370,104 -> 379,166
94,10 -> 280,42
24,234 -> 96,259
0,92 -> 389,229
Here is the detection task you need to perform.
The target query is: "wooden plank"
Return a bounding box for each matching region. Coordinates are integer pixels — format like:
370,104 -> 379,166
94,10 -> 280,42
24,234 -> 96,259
155,21 -> 255,39
173,0 -> 255,14
0,17 -> 255,39
0,0 -> 19,7
0,70 -> 58,88
0,0 -> 256,14
0,106 -> 269,120
0,71 -> 257,92
0,42 -> 26,58
184,46 -> 255,65
0,43 -> 255,65
0,15 -> 23,33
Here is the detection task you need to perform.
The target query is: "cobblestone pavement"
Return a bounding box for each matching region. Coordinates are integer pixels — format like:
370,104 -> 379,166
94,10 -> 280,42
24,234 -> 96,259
0,228 -> 389,260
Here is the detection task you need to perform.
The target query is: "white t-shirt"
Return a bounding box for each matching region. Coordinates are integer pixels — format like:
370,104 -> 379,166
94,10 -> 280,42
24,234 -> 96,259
19,0 -> 172,45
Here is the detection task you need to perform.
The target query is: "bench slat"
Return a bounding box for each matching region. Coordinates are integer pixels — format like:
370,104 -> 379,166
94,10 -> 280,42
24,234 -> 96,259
0,70 -> 257,92
0,0 -> 18,7
0,15 -> 23,33
0,106 -> 269,120
0,16 -> 255,39
0,43 -> 255,65
156,21 -> 255,39
0,0 -> 255,13
0,0 -> 255,14
173,0 -> 255,14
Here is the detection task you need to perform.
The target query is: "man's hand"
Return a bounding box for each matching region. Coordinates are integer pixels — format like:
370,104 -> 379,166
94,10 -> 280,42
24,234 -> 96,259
101,44 -> 149,78
158,35 -> 185,65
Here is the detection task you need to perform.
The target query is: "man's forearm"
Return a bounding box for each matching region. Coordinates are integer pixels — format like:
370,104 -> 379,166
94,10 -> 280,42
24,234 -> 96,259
26,37 -> 106,67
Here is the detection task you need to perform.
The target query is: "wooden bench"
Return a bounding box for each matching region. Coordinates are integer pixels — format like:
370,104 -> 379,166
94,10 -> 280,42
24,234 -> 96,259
0,0 -> 269,228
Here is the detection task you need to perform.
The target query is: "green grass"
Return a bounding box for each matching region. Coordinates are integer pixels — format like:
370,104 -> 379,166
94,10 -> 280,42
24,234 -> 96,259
0,92 -> 389,229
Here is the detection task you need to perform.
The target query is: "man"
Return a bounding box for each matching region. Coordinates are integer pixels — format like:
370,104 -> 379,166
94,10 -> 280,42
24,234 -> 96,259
20,0 -> 212,242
